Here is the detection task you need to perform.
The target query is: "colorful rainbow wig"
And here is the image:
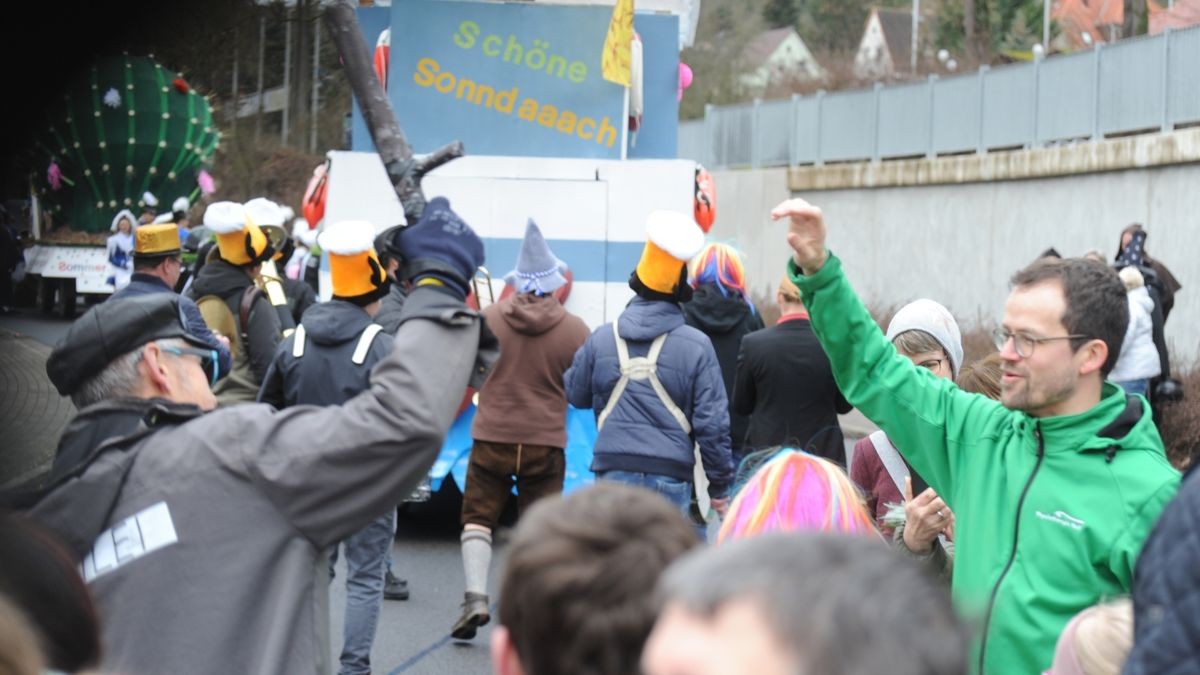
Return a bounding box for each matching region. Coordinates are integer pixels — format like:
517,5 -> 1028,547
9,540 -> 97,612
717,448 -> 881,544
689,243 -> 755,313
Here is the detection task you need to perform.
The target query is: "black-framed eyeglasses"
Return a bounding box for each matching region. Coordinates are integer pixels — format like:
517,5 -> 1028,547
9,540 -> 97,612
916,358 -> 945,372
991,328 -> 1089,359
159,344 -> 220,385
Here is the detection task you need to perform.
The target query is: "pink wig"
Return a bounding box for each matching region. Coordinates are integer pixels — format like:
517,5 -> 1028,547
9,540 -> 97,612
718,449 -> 880,544
689,243 -> 755,311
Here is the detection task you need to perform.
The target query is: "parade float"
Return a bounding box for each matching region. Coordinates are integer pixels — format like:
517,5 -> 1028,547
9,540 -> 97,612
26,55 -> 219,316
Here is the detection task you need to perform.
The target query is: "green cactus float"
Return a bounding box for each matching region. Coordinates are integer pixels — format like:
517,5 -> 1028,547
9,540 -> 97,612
35,55 -> 221,236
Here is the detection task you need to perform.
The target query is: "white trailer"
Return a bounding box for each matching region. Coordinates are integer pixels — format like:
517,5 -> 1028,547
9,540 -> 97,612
321,150 -> 699,329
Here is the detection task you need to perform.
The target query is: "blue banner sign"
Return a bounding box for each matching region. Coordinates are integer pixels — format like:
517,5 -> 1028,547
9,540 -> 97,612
391,0 -> 626,158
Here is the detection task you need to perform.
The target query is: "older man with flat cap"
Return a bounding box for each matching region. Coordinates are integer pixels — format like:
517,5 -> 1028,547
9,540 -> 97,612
15,201 -> 491,675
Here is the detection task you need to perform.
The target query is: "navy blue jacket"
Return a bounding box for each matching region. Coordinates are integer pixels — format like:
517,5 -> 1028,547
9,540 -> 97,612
565,297 -> 734,498
110,272 -> 232,379
257,300 -> 394,409
1124,461 -> 1200,675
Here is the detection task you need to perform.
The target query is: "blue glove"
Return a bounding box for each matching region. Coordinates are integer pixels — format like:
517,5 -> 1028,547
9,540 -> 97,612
394,197 -> 484,299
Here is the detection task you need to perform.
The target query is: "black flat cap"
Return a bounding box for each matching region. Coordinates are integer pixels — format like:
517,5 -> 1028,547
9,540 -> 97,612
46,294 -> 214,396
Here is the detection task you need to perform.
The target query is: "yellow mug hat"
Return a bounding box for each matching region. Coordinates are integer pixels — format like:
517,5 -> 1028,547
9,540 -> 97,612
632,210 -> 706,298
318,220 -> 390,305
244,198 -> 290,262
204,201 -> 273,266
133,223 -> 182,260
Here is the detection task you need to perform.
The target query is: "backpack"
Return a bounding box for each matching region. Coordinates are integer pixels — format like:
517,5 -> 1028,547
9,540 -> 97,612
195,285 -> 262,359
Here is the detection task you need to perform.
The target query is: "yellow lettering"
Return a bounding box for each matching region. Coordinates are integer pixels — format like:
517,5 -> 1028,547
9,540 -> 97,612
482,35 -> 502,57
568,61 -> 587,83
547,55 -> 568,79
536,104 -> 559,128
578,118 -> 596,140
504,34 -> 524,64
555,111 -> 578,134
517,98 -> 538,121
454,20 -> 480,49
413,57 -> 439,87
456,77 -> 477,102
473,82 -> 496,108
596,116 -> 618,148
435,72 -> 456,94
495,87 -> 518,114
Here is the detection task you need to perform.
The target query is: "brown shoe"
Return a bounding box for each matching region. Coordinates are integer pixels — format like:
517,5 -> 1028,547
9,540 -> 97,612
450,592 -> 491,640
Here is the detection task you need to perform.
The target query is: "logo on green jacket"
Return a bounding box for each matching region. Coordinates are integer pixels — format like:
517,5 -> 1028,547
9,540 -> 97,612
1035,510 -> 1086,531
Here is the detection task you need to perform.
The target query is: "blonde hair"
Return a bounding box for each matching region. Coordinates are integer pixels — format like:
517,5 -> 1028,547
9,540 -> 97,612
1069,598 -> 1134,675
1118,266 -> 1144,291
777,274 -> 801,304
957,353 -> 1003,400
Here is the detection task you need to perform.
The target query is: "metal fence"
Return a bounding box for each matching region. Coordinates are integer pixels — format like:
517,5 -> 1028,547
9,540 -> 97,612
679,25 -> 1200,168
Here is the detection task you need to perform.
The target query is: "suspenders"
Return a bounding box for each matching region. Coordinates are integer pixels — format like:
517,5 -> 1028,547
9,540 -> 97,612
597,329 -> 691,434
291,323 -> 382,365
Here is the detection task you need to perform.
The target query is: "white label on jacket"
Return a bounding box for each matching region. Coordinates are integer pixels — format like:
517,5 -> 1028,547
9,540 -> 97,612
81,502 -> 179,583
1035,510 -> 1086,532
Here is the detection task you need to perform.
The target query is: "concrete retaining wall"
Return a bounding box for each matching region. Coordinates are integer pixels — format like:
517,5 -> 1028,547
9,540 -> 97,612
709,141 -> 1199,365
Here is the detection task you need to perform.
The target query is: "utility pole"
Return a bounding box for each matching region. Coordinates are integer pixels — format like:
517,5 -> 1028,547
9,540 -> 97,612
255,13 -> 265,144
310,22 -> 321,153
231,28 -> 239,134
283,6 -> 292,147
911,0 -> 920,74
1044,0 -> 1051,51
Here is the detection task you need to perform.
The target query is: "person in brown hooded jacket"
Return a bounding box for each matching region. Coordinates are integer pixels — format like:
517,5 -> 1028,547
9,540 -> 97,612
451,220 -> 591,641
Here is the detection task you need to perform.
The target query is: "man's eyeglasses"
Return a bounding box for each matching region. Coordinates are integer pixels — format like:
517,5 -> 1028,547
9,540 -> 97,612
991,328 -> 1089,359
159,344 -> 220,385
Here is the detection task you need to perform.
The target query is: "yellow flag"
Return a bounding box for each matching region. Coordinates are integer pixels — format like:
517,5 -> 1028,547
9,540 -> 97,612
601,0 -> 635,86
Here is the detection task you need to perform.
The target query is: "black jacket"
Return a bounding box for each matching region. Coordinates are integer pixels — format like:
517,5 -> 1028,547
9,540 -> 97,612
282,277 -> 317,325
733,317 -> 852,463
681,284 -> 764,454
258,300 -> 394,408
1125,462 -> 1200,675
188,259 -> 282,387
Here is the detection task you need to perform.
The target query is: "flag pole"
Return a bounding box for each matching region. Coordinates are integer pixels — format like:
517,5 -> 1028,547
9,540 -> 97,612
620,87 -> 630,160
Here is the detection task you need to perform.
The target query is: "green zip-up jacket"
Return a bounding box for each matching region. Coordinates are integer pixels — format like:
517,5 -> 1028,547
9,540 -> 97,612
789,255 -> 1179,674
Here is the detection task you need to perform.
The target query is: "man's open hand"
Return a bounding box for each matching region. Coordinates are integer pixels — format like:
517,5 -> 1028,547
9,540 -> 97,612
770,198 -> 828,274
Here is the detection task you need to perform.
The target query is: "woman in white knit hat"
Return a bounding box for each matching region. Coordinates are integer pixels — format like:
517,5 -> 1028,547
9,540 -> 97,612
849,299 -> 964,568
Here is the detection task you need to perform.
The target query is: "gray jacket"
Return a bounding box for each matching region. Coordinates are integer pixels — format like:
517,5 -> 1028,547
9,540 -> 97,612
28,287 -> 484,675
374,282 -> 408,335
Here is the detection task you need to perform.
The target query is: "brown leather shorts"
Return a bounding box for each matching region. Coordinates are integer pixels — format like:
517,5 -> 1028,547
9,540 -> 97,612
460,440 -> 566,529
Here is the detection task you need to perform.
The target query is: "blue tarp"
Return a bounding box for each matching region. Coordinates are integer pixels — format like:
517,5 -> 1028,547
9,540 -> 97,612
428,404 -> 598,495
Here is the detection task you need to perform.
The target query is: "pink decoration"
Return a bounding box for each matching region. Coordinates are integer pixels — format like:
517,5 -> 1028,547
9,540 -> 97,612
677,62 -> 694,102
198,169 -> 216,195
48,162 -> 63,190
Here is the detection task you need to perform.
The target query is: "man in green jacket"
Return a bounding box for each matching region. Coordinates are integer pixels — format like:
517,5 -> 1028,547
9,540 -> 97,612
773,198 -> 1179,674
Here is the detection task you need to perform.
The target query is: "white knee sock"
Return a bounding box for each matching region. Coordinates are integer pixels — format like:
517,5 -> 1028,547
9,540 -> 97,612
461,529 -> 493,597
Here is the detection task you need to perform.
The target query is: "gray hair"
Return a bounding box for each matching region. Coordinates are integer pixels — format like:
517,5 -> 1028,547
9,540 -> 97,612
71,347 -> 145,409
657,533 -> 968,675
69,336 -> 195,409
